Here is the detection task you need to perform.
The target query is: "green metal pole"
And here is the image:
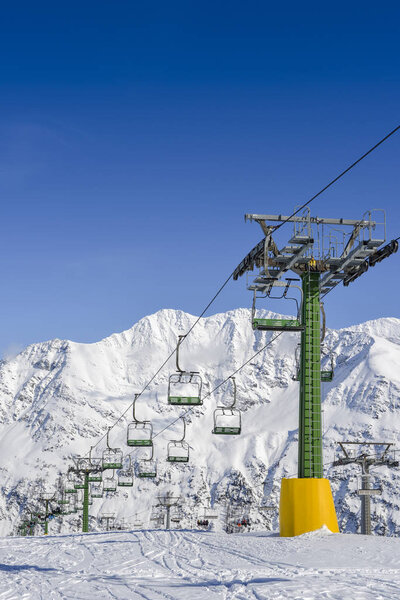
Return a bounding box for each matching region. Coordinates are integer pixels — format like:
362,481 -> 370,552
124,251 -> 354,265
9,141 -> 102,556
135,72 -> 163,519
82,471 -> 89,533
298,271 -> 323,478
44,500 -> 49,535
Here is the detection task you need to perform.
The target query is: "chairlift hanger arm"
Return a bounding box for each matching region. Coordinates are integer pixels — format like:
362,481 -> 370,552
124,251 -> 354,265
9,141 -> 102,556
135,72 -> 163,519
178,417 -> 186,442
132,393 -> 141,423
142,444 -> 155,462
106,427 -> 111,449
176,335 -> 186,373
257,222 -> 279,256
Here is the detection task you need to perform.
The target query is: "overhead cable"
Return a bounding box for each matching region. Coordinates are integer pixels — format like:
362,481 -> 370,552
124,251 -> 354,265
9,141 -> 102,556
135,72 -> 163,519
86,123 -> 400,455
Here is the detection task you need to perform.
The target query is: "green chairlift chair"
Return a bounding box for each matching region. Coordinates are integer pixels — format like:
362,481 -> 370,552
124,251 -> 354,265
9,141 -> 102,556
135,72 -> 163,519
167,417 -> 190,463
103,471 -> 117,493
137,445 -> 157,478
251,279 -> 304,331
212,376 -> 241,435
102,427 -> 123,470
118,456 -> 134,487
127,394 -> 154,447
167,335 -> 203,405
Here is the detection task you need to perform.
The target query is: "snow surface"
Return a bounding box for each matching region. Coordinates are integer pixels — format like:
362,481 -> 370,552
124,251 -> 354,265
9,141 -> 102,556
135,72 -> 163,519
2,528 -> 400,599
1,308 -> 400,537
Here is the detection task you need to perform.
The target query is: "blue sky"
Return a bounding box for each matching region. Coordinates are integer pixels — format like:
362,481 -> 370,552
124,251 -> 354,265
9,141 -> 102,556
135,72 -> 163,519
0,1 -> 399,355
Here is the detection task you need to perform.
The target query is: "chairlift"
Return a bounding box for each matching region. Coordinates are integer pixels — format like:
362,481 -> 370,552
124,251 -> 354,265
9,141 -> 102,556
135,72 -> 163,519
75,493 -> 84,510
171,516 -> 181,524
58,486 -> 69,505
127,394 -> 154,447
103,471 -> 117,493
88,446 -> 103,481
167,417 -> 190,463
118,456 -> 134,487
65,472 -> 78,494
68,497 -> 78,513
171,506 -> 183,524
251,279 -> 304,331
197,519 -> 209,528
167,335 -> 203,405
91,482 -> 103,498
137,445 -> 157,478
88,469 -> 102,483
150,514 -> 164,527
74,477 -> 85,490
292,343 -> 334,382
102,427 -> 123,470
212,377 -> 241,435
133,514 -> 143,528
320,346 -> 334,382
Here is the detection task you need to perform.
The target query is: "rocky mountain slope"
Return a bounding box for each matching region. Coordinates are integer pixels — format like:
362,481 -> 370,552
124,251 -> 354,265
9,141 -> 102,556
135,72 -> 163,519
0,308 -> 399,537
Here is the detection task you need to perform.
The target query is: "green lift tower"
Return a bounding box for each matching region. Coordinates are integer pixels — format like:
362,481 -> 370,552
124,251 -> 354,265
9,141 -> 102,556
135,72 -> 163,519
71,450 -> 103,533
233,209 -> 397,536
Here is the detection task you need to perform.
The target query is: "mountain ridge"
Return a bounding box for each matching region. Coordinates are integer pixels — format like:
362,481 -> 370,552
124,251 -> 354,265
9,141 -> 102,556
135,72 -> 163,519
0,307 -> 399,537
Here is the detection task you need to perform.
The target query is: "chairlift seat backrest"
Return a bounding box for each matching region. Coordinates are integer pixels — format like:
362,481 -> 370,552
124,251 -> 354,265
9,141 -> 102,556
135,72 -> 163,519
167,440 -> 189,463
137,459 -> 157,478
118,469 -> 134,487
127,421 -> 153,447
167,372 -> 203,406
321,370 -> 334,382
252,317 -> 304,331
212,407 -> 241,435
251,280 -> 304,332
88,470 -> 103,482
91,491 -> 103,498
102,448 -> 123,470
103,475 -> 117,492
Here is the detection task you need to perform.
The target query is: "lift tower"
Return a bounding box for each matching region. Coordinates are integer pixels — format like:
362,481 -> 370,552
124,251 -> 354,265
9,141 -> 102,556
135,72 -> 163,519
71,450 -> 103,533
39,491 -> 55,535
233,209 -> 396,536
333,441 -> 399,535
156,492 -> 181,530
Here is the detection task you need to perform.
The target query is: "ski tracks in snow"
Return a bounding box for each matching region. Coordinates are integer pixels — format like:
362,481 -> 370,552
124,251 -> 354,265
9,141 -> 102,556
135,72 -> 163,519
0,530 -> 399,599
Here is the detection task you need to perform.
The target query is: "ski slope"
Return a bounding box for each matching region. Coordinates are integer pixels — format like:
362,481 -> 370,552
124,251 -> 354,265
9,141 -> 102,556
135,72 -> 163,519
2,528 -> 400,599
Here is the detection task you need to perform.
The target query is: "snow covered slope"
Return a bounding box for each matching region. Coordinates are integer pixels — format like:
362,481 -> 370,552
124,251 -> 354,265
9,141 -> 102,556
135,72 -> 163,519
2,528 -> 400,599
0,308 -> 400,536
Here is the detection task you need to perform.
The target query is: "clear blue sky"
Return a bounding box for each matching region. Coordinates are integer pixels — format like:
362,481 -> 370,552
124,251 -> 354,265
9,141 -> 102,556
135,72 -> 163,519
0,1 -> 399,355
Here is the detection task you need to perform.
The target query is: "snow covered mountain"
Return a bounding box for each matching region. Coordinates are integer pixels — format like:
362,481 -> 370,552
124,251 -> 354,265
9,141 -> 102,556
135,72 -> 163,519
1,308 -> 400,537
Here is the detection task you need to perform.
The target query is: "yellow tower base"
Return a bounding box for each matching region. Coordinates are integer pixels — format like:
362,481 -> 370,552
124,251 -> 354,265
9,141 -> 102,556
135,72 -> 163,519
280,478 -> 339,537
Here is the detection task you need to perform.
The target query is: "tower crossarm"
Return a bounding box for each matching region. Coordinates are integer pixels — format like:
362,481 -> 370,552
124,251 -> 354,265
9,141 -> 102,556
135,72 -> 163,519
244,214 -> 377,227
